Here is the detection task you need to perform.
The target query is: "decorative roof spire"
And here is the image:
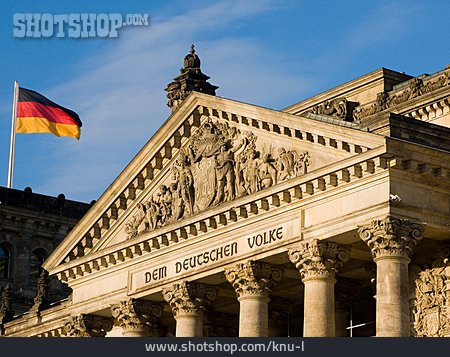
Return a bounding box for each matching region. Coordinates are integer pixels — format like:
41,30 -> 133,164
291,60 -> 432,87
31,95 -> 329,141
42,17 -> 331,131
165,45 -> 218,112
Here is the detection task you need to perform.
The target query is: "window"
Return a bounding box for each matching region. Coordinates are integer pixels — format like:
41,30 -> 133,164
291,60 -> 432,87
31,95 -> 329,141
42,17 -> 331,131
30,249 -> 46,284
0,244 -> 11,279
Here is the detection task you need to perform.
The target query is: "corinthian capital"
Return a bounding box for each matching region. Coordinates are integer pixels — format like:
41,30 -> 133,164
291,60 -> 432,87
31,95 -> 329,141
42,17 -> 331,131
64,314 -> 113,337
358,217 -> 424,260
110,299 -> 163,336
162,281 -> 217,318
224,260 -> 283,300
288,239 -> 350,282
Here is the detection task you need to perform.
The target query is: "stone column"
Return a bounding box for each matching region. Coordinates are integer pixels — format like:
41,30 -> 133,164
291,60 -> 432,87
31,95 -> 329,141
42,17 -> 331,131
111,299 -> 163,337
225,260 -> 283,337
162,281 -> 217,337
64,314 -> 113,337
359,217 -> 423,337
289,239 -> 350,337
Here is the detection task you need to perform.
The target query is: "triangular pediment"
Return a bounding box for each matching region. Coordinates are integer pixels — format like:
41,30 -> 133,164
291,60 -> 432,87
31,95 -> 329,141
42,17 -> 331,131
43,92 -> 385,277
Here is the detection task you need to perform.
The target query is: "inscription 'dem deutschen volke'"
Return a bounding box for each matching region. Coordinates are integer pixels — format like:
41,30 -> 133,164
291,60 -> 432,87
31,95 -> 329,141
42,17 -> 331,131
143,225 -> 284,285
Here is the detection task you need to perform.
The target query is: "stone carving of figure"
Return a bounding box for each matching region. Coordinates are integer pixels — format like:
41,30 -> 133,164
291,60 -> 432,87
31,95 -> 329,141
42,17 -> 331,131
214,144 -> 236,204
172,153 -> 195,215
32,270 -> 49,311
136,203 -> 149,233
298,151 -> 310,175
259,153 -> 277,189
125,203 -> 148,238
145,199 -> 160,230
277,148 -> 294,181
242,148 -> 261,194
124,119 -> 313,238
0,284 -> 13,324
169,182 -> 184,220
149,185 -> 173,227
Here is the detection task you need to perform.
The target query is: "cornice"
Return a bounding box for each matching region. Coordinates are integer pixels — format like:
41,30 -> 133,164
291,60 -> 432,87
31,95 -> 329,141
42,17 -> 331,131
44,92 -> 385,273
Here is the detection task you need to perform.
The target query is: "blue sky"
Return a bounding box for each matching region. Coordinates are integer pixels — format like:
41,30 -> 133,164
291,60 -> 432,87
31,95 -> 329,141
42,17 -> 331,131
0,0 -> 448,203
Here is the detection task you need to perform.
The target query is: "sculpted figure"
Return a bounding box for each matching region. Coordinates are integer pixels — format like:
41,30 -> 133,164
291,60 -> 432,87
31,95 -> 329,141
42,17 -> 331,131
408,78 -> 422,99
259,153 -> 277,189
214,144 -> 236,204
125,203 -> 148,237
298,151 -> 310,175
277,148 -> 294,181
169,182 -> 184,220
173,153 -> 195,215
145,198 -> 161,229
242,148 -> 261,194
154,185 -> 172,225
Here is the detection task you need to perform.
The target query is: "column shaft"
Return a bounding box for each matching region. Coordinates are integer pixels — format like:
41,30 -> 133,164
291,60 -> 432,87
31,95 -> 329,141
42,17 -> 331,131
175,314 -> 203,337
375,256 -> 410,336
303,279 -> 335,337
238,296 -> 269,337
162,281 -> 217,338
358,217 -> 423,337
225,261 -> 283,338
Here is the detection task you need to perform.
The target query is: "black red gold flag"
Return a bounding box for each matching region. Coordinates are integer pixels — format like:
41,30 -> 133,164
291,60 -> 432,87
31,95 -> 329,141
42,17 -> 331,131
16,88 -> 82,139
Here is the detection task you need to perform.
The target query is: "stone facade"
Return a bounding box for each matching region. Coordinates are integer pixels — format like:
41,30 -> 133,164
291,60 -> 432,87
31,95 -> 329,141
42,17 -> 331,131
0,186 -> 90,324
1,49 -> 449,337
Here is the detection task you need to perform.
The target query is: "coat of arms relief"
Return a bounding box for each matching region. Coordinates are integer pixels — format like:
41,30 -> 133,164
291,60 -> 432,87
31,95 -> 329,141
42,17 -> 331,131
125,118 -> 310,238
411,247 -> 450,337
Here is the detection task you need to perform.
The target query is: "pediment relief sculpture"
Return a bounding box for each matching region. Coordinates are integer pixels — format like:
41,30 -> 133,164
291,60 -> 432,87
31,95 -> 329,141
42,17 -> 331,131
303,97 -> 358,122
125,118 -> 310,239
354,65 -> 450,121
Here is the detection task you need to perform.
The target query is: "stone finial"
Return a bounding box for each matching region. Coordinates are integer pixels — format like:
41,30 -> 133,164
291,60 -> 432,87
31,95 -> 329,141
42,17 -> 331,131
162,281 -> 217,318
31,270 -> 50,312
288,239 -> 350,282
165,45 -> 218,111
358,217 -> 424,260
184,44 -> 200,69
64,314 -> 113,337
0,284 -> 13,325
224,261 -> 283,300
110,299 -> 163,336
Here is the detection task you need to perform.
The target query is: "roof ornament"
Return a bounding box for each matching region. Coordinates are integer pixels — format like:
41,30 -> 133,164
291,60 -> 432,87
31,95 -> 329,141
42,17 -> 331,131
165,44 -> 218,111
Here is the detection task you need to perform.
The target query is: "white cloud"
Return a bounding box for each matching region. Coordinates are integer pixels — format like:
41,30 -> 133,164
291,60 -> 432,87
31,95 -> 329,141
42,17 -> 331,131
35,0 -> 311,202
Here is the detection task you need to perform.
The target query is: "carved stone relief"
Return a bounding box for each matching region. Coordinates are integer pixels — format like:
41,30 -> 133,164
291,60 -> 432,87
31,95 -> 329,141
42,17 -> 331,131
64,314 -> 113,337
0,285 -> 13,327
353,65 -> 450,121
358,217 -> 424,260
304,97 -> 358,122
125,118 -> 310,238
224,260 -> 283,299
411,246 -> 450,337
110,299 -> 163,336
162,281 -> 217,318
288,239 -> 350,281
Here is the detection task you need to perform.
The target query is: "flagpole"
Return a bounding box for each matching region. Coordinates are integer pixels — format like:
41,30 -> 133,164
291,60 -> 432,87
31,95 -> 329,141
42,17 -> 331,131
7,81 -> 19,189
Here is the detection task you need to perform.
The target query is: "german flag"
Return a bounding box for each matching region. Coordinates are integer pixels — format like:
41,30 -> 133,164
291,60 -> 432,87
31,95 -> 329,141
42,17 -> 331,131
17,88 -> 82,140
